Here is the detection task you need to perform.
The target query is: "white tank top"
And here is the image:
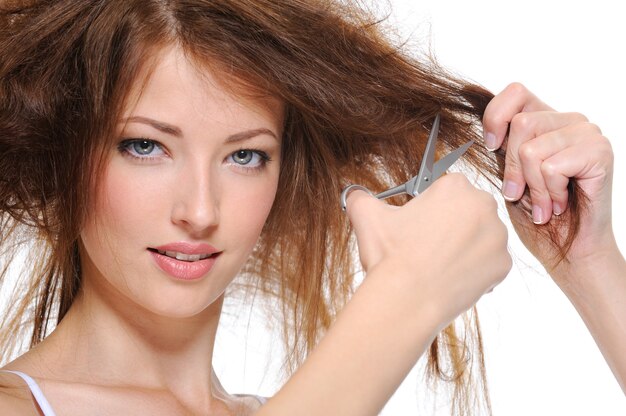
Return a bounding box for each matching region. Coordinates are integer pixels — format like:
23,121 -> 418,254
0,369 -> 267,414
0,370 -> 57,416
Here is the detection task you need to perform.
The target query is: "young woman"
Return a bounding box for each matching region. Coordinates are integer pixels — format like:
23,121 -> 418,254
0,1 -> 623,415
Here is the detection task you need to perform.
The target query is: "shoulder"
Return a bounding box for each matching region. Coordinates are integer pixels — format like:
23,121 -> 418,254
0,371 -> 39,415
233,393 -> 269,408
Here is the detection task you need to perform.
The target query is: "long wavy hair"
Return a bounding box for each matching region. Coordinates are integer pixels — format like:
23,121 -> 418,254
0,0 -> 587,414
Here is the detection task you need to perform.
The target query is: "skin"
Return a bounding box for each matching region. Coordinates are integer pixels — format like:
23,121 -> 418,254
483,83 -> 626,394
258,84 -> 625,415
1,45 -> 283,415
0,56 -> 622,416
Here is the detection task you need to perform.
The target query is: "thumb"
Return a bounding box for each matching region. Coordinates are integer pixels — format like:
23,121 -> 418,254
344,188 -> 377,230
344,188 -> 389,271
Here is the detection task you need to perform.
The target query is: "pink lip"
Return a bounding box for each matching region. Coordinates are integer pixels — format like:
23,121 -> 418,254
153,242 -> 219,255
149,242 -> 221,281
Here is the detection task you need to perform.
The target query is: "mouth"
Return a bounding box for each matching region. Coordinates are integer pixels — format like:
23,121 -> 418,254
147,248 -> 221,262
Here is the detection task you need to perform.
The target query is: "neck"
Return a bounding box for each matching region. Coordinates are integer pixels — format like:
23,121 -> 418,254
40,271 -> 226,405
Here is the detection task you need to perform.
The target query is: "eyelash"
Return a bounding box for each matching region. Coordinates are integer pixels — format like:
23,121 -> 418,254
117,138 -> 272,172
117,138 -> 166,162
229,148 -> 272,172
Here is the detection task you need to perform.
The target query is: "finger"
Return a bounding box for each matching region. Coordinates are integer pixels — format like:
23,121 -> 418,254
518,135 -> 566,224
512,122 -> 601,224
346,190 -> 386,271
541,152 -> 577,217
482,82 -> 553,151
502,111 -> 589,203
344,189 -> 378,229
541,129 -> 610,216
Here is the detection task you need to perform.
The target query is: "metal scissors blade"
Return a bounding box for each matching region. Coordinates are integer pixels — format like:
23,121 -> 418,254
340,113 -> 473,211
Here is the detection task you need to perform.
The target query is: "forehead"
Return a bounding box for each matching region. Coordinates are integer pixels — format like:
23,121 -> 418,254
122,45 -> 284,131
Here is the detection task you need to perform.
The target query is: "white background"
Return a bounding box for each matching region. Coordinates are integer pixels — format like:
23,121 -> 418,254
215,1 -> 626,415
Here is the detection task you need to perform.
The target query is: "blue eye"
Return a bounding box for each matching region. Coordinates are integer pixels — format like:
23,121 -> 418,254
118,139 -> 166,160
132,140 -> 155,155
229,149 -> 270,169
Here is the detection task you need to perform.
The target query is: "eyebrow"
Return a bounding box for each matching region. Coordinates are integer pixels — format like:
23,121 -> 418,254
123,116 -> 183,137
122,116 -> 279,143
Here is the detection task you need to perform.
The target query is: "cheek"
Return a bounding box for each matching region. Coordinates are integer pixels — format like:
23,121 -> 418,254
82,165 -> 162,264
225,175 -> 279,247
104,166 -> 166,225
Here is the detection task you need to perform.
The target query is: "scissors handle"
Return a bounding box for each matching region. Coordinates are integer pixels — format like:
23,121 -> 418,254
339,181 -> 414,212
340,114 -> 473,212
340,185 -> 373,212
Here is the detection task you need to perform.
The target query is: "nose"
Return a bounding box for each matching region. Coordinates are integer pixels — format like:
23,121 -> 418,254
170,163 -> 220,236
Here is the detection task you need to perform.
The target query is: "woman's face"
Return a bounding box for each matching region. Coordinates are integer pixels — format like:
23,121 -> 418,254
79,46 -> 283,318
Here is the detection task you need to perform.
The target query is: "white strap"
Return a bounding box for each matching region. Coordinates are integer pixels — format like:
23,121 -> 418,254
0,370 -> 57,416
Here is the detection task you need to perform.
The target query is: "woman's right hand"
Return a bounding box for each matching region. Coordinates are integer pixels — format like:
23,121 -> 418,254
258,174 -> 513,416
345,172 -> 512,331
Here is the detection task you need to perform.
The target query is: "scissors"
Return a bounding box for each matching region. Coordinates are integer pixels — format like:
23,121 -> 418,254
340,113 -> 474,211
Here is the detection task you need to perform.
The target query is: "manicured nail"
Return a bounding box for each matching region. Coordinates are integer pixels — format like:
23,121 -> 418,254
484,132 -> 498,151
553,202 -> 563,216
502,180 -> 519,201
532,205 -> 544,224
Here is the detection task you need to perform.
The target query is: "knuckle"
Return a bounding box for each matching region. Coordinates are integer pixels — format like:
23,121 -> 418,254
474,190 -> 498,215
440,172 -> 470,188
582,121 -> 602,135
505,82 -> 528,98
499,221 -> 510,243
510,112 -> 534,132
600,135 -> 613,152
494,226 -> 512,268
597,135 -> 614,162
518,141 -> 538,162
484,191 -> 499,211
490,226 -> 511,279
572,111 -> 589,123
488,110 -> 507,127
447,172 -> 468,183
572,121 -> 601,136
540,160 -> 558,178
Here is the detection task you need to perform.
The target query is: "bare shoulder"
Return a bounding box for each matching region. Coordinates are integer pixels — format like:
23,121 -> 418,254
233,393 -> 268,409
0,371 -> 40,415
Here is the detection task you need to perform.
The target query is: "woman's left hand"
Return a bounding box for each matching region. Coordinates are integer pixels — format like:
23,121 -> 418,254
482,82 -> 617,281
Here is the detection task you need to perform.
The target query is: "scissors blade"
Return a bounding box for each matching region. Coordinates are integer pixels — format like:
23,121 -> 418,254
365,113 -> 473,204
427,139 -> 474,187
374,183 -> 411,200
409,113 -> 440,196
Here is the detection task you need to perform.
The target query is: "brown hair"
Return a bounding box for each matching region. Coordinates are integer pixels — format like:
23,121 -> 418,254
0,1 -> 587,414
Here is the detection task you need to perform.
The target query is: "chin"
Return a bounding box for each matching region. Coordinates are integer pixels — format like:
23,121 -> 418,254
136,287 -> 226,320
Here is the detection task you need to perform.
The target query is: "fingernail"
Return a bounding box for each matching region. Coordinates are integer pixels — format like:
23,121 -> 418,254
532,205 -> 544,224
484,132 -> 498,151
502,180 -> 519,201
553,202 -> 563,216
